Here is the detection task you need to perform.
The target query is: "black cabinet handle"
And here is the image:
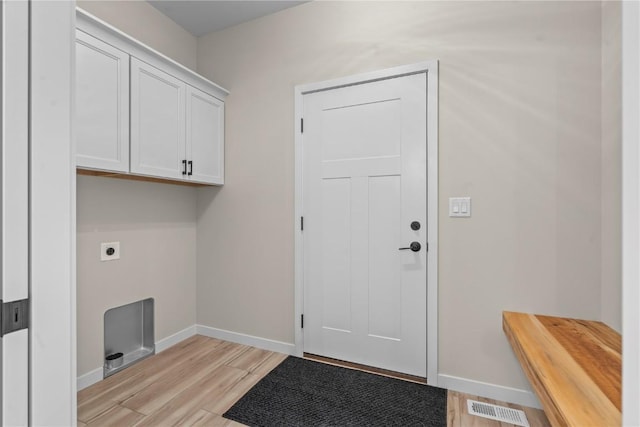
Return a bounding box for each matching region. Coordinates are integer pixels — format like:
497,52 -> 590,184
182,159 -> 187,175
188,160 -> 193,176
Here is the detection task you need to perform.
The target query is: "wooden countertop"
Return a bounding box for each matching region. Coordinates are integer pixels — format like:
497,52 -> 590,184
502,311 -> 621,427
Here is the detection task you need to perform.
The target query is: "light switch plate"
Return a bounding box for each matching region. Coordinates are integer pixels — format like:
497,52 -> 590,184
449,197 -> 471,217
101,242 -> 120,261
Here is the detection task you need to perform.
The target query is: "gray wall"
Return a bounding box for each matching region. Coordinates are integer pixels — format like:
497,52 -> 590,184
76,1 -> 198,376
195,1 -> 612,393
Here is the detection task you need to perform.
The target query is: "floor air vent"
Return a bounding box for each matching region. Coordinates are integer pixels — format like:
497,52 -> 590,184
467,399 -> 530,427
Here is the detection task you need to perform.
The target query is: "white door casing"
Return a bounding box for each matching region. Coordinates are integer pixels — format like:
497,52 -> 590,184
622,2 -> 640,425
30,1 -> 76,424
295,61 -> 439,382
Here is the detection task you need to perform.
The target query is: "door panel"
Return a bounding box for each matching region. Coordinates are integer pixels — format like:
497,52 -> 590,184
304,73 -> 427,377
75,30 -> 129,172
186,86 -> 224,184
130,57 -> 186,180
368,175 -> 402,340
320,178 -> 352,332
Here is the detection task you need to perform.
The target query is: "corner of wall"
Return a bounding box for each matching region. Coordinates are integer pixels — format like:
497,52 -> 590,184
600,0 -> 623,332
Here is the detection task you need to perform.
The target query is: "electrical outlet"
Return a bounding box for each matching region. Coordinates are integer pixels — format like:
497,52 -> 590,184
101,242 -> 120,261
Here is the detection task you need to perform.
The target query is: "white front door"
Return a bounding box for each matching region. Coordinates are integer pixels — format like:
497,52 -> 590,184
303,73 -> 427,377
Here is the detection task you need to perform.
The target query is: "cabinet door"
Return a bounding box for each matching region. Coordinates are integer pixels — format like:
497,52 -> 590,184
130,57 -> 186,180
185,86 -> 224,185
75,30 -> 129,172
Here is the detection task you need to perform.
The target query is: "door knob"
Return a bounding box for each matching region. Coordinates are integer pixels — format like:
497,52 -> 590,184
399,242 -> 421,252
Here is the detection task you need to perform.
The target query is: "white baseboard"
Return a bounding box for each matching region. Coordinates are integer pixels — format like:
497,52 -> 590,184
77,325 -> 198,391
155,325 -> 197,353
77,367 -> 103,392
196,324 -> 296,355
438,374 -> 542,409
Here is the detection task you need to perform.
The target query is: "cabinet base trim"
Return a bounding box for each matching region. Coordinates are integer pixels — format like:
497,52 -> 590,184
77,168 -> 211,187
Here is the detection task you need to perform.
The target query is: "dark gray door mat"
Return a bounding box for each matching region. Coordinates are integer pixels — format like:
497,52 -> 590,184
223,356 -> 447,426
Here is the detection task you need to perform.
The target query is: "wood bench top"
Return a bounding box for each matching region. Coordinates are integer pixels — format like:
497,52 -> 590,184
502,311 -> 621,427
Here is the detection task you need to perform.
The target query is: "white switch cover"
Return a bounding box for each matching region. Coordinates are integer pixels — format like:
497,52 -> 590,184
449,197 -> 471,217
101,242 -> 120,261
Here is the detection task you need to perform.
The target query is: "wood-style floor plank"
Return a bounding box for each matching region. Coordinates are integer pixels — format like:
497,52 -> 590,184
78,334 -> 549,427
135,365 -> 247,426
202,372 -> 262,415
226,346 -> 272,373
121,341 -> 248,415
85,405 -> 144,427
175,409 -> 221,426
78,336 -> 220,423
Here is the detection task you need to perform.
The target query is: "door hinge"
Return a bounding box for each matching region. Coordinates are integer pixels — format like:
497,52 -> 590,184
426,242 -> 429,252
301,314 -> 304,329
301,216 -> 304,231
301,118 -> 304,133
1,299 -> 29,337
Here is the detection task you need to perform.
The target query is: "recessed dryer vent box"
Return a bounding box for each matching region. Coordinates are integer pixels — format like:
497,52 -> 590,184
103,298 -> 155,378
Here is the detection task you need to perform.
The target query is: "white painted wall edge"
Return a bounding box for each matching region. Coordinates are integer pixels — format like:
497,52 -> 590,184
438,374 -> 542,410
196,325 -> 297,355
77,325 -> 197,391
622,1 -> 640,426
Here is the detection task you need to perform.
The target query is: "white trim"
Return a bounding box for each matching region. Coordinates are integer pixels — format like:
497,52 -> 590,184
426,62 -> 439,386
438,374 -> 541,410
77,325 -> 198,391
196,325 -> 296,355
77,367 -> 103,392
294,87 -> 304,357
622,2 -> 640,426
293,61 -> 439,385
155,325 -> 197,353
76,8 -> 228,101
70,4 -> 78,422
29,2 -> 76,424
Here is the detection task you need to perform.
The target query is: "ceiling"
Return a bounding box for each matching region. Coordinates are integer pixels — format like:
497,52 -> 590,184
148,0 -> 308,37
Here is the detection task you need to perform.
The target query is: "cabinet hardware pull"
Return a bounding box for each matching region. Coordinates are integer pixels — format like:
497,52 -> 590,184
188,160 -> 193,176
182,159 -> 187,175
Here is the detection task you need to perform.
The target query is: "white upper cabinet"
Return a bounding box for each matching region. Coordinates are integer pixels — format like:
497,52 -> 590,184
75,8 -> 228,185
75,30 -> 129,172
130,58 -> 186,180
186,86 -> 224,185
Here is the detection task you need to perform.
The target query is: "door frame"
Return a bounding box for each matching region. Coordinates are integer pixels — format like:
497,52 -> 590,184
293,60 -> 439,385
29,1 -> 76,424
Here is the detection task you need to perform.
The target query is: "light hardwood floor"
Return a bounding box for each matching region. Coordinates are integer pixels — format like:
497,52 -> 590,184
78,335 -> 550,427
